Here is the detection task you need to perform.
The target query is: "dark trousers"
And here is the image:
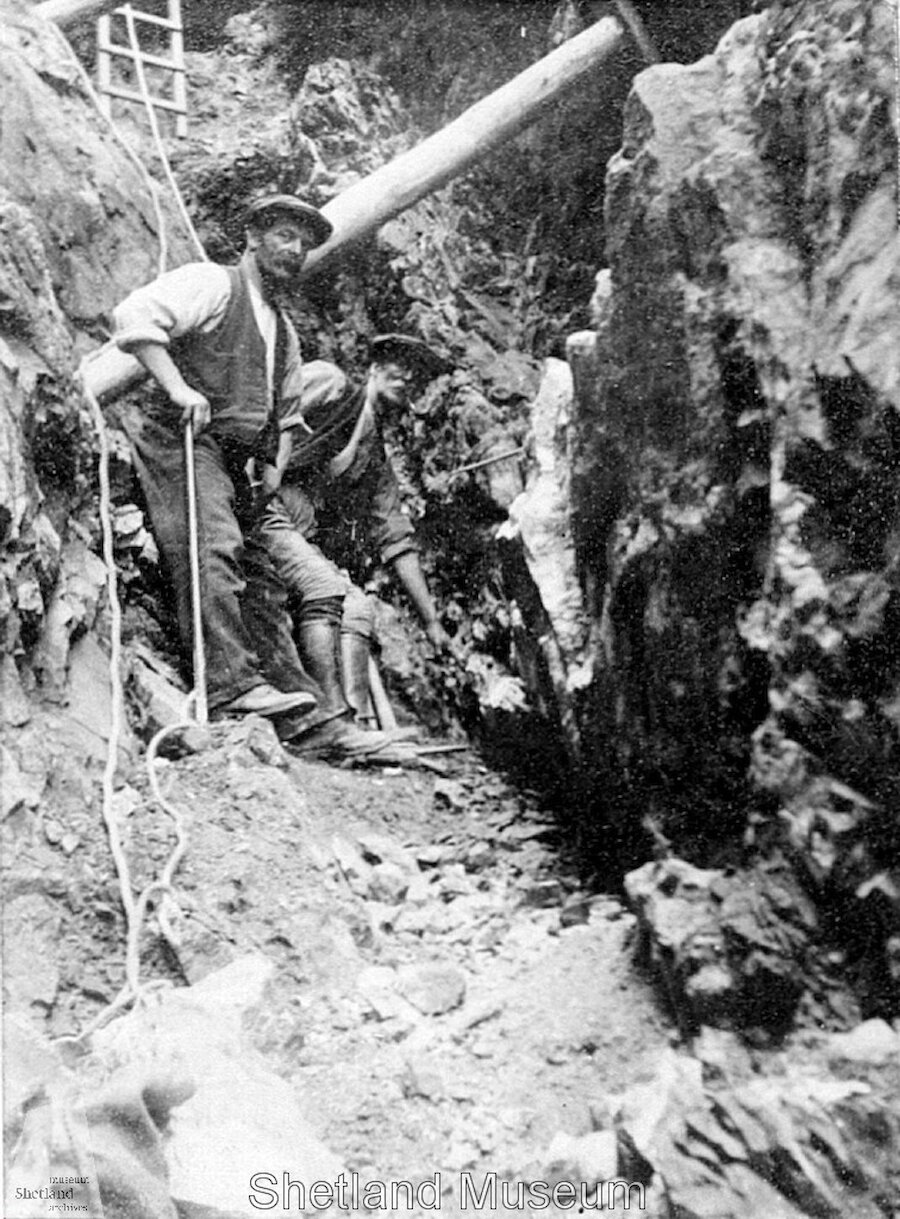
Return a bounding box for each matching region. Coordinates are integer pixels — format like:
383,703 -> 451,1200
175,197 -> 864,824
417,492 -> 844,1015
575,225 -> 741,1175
131,419 -> 318,709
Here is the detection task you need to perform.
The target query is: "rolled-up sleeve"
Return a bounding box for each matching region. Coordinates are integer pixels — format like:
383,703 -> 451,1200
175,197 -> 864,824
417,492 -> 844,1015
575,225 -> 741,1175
112,262 -> 231,351
279,360 -> 348,433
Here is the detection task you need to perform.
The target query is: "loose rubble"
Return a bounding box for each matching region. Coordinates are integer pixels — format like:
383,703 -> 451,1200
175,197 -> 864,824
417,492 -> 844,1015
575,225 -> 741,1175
5,716 -> 899,1216
2,3 -> 900,1217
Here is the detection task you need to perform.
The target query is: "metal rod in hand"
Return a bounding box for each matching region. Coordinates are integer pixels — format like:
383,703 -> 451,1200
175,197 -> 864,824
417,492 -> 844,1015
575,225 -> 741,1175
450,447 -> 526,479
184,420 -> 208,724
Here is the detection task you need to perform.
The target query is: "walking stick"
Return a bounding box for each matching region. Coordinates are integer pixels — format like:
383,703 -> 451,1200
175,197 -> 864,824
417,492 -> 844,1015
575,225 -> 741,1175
367,654 -> 398,731
183,420 -> 208,724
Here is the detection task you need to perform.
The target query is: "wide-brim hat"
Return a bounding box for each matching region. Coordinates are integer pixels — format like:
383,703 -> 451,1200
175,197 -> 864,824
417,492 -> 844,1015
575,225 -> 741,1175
370,333 -> 452,379
242,195 -> 333,247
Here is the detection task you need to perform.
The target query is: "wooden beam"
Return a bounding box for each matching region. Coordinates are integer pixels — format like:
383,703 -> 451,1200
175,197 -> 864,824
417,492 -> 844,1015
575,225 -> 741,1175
34,0 -> 122,28
80,16 -> 629,402
78,341 -> 146,402
305,15 -> 625,275
367,656 -> 398,732
613,0 -> 660,65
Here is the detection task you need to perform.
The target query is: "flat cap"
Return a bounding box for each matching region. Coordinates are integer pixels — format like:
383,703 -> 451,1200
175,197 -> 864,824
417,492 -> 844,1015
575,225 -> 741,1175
370,333 -> 452,379
243,195 -> 333,246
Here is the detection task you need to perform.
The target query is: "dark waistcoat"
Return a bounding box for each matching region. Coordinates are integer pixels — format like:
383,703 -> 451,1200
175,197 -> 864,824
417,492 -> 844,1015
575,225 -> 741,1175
170,264 -> 279,449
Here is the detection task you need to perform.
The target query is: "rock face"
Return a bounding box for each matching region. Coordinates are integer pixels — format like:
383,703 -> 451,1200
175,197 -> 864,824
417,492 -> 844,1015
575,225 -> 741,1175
0,0 -> 193,699
614,1044 -> 900,1219
2,0 -> 896,1035
511,0 -> 899,1015
499,357 -> 594,766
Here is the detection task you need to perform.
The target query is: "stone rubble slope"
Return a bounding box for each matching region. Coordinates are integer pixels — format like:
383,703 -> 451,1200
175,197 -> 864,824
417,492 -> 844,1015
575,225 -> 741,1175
7,717 -> 899,1216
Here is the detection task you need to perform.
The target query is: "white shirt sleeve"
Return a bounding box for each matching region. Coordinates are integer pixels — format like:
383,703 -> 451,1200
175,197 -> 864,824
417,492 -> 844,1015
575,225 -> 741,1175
112,262 -> 232,351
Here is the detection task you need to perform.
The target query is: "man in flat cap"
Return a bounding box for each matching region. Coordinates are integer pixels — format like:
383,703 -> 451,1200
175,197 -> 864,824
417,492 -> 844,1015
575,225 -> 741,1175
112,196 -> 397,757
259,334 -> 452,745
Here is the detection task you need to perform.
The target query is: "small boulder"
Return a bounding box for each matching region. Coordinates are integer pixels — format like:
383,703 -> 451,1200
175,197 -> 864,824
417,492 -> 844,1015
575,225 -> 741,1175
368,861 -> 409,904
357,965 -> 407,1022
332,835 -> 374,897
397,963 -> 466,1016
543,1129 -> 619,1182
827,1018 -> 899,1065
1,744 -> 45,817
403,1056 -> 446,1100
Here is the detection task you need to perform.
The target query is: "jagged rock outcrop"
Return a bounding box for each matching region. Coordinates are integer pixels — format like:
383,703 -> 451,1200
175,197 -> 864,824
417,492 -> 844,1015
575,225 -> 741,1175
511,0 -> 899,1019
5,0 -> 897,1035
499,357 -> 594,764
614,1041 -> 900,1219
0,2 -> 206,1050
0,0 -> 194,709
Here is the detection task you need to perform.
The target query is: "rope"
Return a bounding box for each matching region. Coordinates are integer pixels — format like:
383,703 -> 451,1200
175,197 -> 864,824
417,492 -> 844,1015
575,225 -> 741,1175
85,383 -> 135,929
121,3 -> 206,261
45,18 -> 169,276
55,381 -> 196,1045
45,7 -> 206,265
46,14 -> 216,1043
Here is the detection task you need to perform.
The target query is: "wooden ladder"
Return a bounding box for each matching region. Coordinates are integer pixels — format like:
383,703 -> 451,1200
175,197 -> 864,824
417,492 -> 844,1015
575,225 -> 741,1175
96,0 -> 187,137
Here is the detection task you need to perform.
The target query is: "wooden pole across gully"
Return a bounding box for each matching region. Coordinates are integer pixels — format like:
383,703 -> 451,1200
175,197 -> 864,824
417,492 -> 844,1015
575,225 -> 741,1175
77,13 -> 629,402
34,0 -> 128,25
304,14 -> 625,276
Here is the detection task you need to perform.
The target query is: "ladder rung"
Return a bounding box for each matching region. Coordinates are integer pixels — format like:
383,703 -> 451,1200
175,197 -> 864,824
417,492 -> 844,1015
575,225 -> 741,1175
98,39 -> 185,72
102,84 -> 186,114
111,6 -> 181,30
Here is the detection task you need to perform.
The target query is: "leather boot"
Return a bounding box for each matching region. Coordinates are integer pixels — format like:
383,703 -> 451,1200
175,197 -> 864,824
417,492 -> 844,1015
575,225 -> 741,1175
296,619 -> 351,722
286,620 -> 415,763
340,630 -> 421,742
340,631 -> 375,723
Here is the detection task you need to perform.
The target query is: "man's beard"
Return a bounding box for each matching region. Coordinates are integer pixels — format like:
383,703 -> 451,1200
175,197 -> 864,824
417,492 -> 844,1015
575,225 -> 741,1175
259,261 -> 302,299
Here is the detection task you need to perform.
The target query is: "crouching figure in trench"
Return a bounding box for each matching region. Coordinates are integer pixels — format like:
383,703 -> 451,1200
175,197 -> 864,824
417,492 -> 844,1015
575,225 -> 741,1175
111,192 -> 398,761
258,334 -> 453,752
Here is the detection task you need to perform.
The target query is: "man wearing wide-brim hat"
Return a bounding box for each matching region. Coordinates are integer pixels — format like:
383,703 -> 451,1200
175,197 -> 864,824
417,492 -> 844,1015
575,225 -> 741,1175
111,194 -> 394,757
259,333 -> 453,751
